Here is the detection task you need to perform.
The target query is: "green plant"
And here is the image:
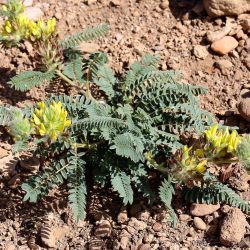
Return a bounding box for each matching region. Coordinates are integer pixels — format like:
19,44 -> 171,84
0,54 -> 212,224
0,0 -> 56,46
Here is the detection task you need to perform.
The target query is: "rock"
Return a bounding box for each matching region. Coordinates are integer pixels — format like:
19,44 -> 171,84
110,0 -> 121,6
160,0 -> 169,10
238,14 -> 250,31
193,217 -> 207,231
211,36 -> 238,55
41,225 -> 69,248
238,90 -> 250,122
137,210 -> 150,221
120,236 -> 129,249
190,203 -> 220,216
203,0 -> 250,17
138,244 -> 151,250
128,218 -> 147,231
179,214 -> 191,221
220,208 -> 247,246
95,220 -> 112,238
206,26 -> 231,43
0,147 -> 9,158
143,233 -> 154,243
4,242 -> 16,250
152,222 -> 162,232
86,0 -> 97,5
117,210 -> 128,224
215,59 -> 233,71
23,7 -> 43,21
79,42 -> 100,53
0,152 -> 18,179
23,0 -> 33,7
193,45 -> 209,59
243,55 -> 250,70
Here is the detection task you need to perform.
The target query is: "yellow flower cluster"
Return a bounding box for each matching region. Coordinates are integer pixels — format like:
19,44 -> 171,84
31,101 -> 71,141
204,124 -> 241,157
1,1 -> 56,44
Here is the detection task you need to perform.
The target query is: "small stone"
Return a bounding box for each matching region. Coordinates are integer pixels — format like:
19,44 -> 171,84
179,214 -> 191,221
128,218 -> 147,231
86,0 -> 97,5
239,15 -> 250,31
117,210 -> 128,224
190,203 -> 220,217
206,26 -> 231,43
160,0 -> 168,10
94,220 -> 112,238
0,147 -> 9,158
220,208 -> 247,246
193,45 -> 209,59
238,90 -> 250,122
23,7 -> 43,21
79,42 -> 100,53
143,233 -> 154,243
20,156 -> 40,172
23,0 -> 33,7
137,210 -> 150,221
120,236 -> 129,250
152,222 -> 162,232
4,242 -> 16,250
110,0 -> 121,6
193,217 -> 206,231
138,244 -> 151,250
215,59 -> 233,71
211,36 -> 238,55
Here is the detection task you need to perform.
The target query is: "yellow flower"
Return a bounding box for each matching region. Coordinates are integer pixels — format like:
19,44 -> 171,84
195,160 -> 207,173
31,101 -> 71,141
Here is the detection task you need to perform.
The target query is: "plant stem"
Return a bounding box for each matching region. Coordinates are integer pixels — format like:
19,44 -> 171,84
56,70 -> 78,87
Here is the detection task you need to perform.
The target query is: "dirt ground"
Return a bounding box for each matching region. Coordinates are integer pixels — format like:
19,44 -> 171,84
0,0 -> 250,249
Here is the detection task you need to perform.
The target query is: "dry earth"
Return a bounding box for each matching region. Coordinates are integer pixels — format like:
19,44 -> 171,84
0,0 -> 250,249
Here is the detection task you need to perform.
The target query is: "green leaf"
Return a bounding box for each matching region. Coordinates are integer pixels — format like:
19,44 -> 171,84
111,171 -> 133,205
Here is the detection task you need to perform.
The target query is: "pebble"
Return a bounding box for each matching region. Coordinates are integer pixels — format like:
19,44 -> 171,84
128,218 -> 147,231
117,210 -> 128,224
138,244 -> 151,250
137,210 -> 150,221
23,0 -> 33,6
179,214 -> 191,221
160,0 -> 168,10
143,233 -> 154,243
23,7 -> 44,21
220,208 -> 247,246
238,90 -> 250,122
215,59 -> 233,71
190,203 -> 220,217
94,220 -> 112,238
207,26 -> 231,43
193,45 -> 209,59
152,222 -> 162,232
211,36 -> 238,55
193,217 -> 206,231
4,242 -> 16,250
120,236 -> 129,249
79,42 -> 100,53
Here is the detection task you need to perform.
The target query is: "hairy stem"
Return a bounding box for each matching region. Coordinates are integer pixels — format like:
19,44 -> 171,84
56,70 -> 78,87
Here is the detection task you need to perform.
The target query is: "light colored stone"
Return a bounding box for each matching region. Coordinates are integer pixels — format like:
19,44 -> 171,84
215,59 -> 233,70
179,214 -> 191,221
160,0 -> 169,10
152,222 -> 162,232
120,236 -> 129,250
206,26 -> 231,43
128,217 -> 147,231
23,0 -> 33,7
79,42 -> 100,53
23,7 -> 43,21
220,208 -> 247,246
138,244 -> 151,250
4,242 -> 16,250
193,45 -> 209,59
211,36 -> 238,55
203,0 -> 250,17
117,210 -> 128,224
238,90 -> 250,122
86,0 -> 97,5
190,203 -> 220,216
193,217 -> 207,231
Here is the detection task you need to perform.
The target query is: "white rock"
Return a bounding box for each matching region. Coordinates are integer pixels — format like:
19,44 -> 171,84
23,7 -> 43,21
193,45 -> 209,59
193,217 -> 206,231
206,26 -> 231,43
